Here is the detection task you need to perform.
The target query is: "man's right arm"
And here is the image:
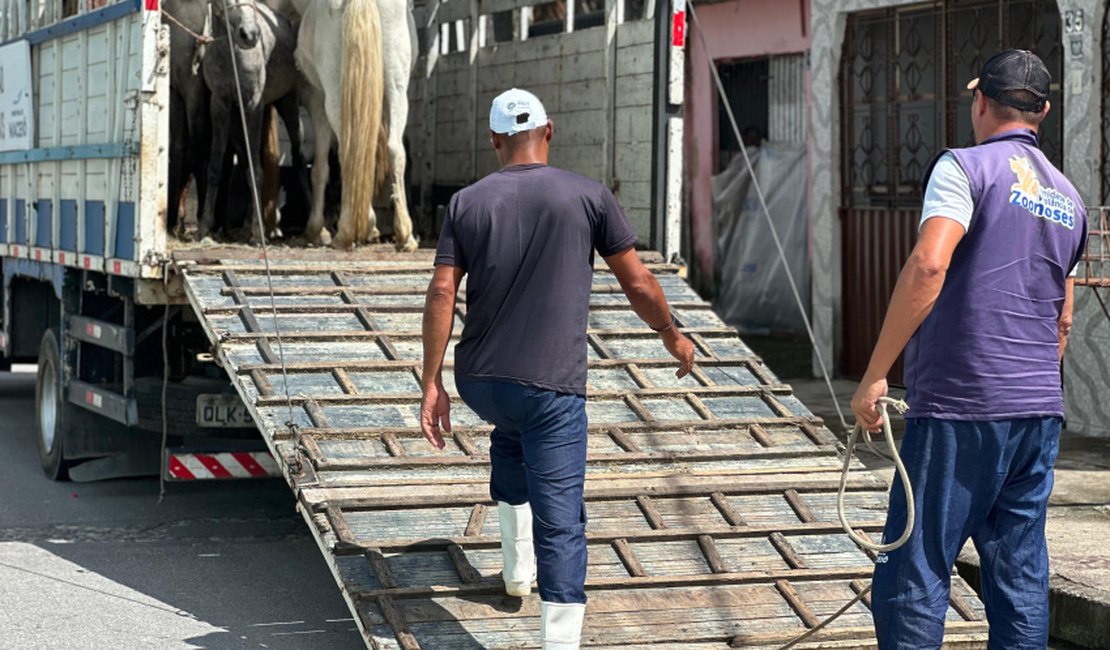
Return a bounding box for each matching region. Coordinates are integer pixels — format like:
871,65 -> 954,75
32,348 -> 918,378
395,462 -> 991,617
604,247 -> 695,378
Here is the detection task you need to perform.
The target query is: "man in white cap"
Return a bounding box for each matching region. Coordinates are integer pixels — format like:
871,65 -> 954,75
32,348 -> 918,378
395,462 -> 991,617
420,88 -> 695,648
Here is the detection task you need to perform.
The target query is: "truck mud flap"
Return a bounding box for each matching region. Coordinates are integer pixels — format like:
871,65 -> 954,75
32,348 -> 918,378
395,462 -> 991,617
174,252 -> 990,649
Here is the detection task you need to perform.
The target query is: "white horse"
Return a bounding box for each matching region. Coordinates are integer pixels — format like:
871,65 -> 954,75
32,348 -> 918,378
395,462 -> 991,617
271,0 -> 418,251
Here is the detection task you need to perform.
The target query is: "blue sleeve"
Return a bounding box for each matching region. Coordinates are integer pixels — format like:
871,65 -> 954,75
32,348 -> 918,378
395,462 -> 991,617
921,152 -> 974,232
594,187 -> 637,257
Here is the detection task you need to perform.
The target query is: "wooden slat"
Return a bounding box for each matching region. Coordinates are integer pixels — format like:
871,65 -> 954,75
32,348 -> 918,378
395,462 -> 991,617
607,427 -> 641,452
319,476 -> 881,511
374,595 -> 422,650
698,534 -> 728,574
784,489 -> 818,523
453,431 -> 480,456
303,400 -> 329,428
354,566 -> 875,599
332,521 -> 888,554
770,532 -> 807,570
635,495 -> 666,529
380,432 -> 406,457
331,368 -> 359,395
446,543 -> 483,584
236,356 -> 767,373
748,423 -> 775,447
775,579 -> 821,628
611,538 -> 647,577
711,491 -> 747,527
248,369 -> 275,398
464,504 -> 488,537
253,383 -> 790,407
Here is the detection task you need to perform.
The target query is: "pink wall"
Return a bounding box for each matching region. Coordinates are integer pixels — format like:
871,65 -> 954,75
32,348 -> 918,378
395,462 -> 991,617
686,0 -> 810,283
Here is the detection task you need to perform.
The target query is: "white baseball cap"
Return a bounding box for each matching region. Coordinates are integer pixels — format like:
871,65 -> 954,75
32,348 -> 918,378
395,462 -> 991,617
489,88 -> 549,135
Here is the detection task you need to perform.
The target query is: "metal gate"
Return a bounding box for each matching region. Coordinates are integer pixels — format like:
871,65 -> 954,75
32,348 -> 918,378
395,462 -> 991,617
839,0 -> 1064,381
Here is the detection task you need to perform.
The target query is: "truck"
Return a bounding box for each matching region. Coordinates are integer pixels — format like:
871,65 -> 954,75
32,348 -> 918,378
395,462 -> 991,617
0,0 -> 992,646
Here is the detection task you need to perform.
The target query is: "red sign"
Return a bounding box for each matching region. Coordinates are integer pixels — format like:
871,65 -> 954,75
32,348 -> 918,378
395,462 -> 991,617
145,0 -> 158,10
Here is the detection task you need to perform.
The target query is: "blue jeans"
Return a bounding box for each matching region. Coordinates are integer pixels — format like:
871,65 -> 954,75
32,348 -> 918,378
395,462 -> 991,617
872,417 -> 1061,649
456,378 -> 589,604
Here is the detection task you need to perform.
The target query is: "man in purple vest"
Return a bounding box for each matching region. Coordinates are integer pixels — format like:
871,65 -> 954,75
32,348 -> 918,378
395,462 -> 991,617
850,50 -> 1088,648
420,88 -> 695,649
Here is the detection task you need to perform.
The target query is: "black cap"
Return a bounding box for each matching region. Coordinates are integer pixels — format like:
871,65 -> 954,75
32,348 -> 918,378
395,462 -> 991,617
966,49 -> 1050,112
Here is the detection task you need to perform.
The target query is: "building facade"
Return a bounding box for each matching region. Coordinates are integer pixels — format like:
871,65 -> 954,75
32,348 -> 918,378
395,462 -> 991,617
809,0 -> 1110,435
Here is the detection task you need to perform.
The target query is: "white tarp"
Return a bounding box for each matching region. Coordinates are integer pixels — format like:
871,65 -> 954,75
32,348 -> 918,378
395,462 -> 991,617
0,39 -> 34,151
711,141 -> 809,334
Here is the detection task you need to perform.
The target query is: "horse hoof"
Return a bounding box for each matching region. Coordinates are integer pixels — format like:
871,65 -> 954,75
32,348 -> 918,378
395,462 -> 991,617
309,229 -> 332,247
331,234 -> 355,250
395,235 -> 418,253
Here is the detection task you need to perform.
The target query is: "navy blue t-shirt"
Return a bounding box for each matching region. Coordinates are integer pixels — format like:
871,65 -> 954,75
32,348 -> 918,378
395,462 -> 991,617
434,163 -> 637,395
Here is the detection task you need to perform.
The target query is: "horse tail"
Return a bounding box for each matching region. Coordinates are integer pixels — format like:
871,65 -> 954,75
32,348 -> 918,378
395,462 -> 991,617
340,0 -> 383,244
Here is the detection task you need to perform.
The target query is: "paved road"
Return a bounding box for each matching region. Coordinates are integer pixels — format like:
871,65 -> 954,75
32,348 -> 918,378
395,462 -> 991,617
0,370 -> 365,650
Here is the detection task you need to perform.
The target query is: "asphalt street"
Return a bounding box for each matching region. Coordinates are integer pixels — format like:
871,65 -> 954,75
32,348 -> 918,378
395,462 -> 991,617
0,370 -> 365,650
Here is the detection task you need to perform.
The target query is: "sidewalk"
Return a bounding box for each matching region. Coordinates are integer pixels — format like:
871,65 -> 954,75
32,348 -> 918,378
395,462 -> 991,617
776,365 -> 1110,649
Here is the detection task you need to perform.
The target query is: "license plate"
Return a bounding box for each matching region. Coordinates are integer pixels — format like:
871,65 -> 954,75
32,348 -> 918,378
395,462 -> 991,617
196,394 -> 253,427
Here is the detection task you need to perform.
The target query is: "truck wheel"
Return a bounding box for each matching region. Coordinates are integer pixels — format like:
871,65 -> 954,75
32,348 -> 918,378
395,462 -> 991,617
36,329 -> 72,481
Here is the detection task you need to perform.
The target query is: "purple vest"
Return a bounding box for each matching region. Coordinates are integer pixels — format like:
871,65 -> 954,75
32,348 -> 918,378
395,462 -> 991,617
905,129 -> 1088,420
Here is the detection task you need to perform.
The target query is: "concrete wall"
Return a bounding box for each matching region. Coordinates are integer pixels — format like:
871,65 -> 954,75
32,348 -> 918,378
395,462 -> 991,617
809,0 -> 1110,435
685,0 -> 809,283
408,2 -> 658,241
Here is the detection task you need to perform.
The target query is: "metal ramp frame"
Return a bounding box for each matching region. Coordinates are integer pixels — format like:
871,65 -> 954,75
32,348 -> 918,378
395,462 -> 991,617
173,249 -> 990,649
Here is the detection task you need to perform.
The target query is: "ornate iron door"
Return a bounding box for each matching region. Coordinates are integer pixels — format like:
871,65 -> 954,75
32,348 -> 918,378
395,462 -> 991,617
839,0 -> 1064,382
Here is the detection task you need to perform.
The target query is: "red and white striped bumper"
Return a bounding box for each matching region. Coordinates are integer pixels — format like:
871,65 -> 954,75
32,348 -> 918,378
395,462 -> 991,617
167,452 -> 281,480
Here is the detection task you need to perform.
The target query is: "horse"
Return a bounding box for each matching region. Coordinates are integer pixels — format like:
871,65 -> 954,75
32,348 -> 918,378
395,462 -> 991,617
274,0 -> 418,251
198,0 -> 308,243
163,0 -> 212,238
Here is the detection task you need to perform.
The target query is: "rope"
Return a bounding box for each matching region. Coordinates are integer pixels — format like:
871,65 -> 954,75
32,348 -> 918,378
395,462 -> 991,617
162,8 -> 214,45
217,0 -> 301,462
772,398 -> 914,650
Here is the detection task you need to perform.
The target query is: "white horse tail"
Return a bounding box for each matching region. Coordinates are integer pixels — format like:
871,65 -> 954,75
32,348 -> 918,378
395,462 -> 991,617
340,0 -> 383,244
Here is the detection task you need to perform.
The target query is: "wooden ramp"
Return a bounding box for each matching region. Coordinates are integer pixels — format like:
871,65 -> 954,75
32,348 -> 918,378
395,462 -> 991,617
173,250 -> 989,649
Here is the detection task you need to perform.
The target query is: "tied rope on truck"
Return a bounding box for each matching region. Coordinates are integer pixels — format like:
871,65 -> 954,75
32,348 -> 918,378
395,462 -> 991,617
684,4 -> 917,648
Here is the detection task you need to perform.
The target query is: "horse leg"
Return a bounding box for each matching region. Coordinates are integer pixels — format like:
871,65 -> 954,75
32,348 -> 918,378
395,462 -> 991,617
260,105 -> 281,241
379,0 -> 418,252
199,99 -> 230,241
183,81 -> 211,240
275,91 -> 310,235
167,91 -> 186,236
304,88 -> 333,246
384,96 -> 417,252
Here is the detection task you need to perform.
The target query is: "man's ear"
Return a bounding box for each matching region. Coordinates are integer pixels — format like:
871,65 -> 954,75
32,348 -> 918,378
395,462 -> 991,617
490,130 -> 502,149
544,120 -> 553,142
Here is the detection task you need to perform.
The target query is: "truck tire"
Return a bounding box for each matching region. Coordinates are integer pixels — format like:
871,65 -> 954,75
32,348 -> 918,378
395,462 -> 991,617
35,329 -> 73,480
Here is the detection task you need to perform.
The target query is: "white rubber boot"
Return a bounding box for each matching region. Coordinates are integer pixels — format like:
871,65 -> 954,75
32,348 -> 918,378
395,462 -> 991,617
497,501 -> 536,597
541,601 -> 586,650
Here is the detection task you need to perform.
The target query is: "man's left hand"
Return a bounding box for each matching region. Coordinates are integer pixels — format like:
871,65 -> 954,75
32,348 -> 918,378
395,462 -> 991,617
851,376 -> 888,433
420,381 -> 452,449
